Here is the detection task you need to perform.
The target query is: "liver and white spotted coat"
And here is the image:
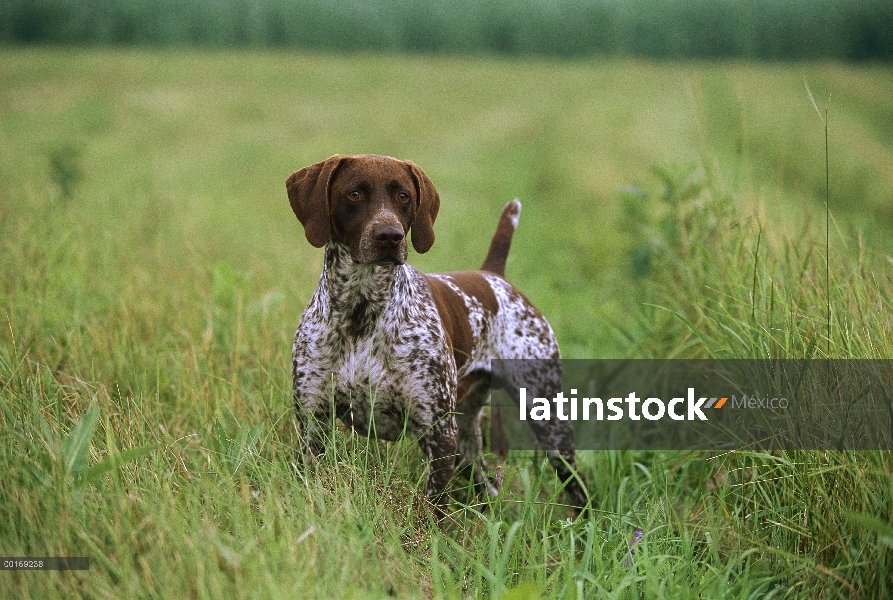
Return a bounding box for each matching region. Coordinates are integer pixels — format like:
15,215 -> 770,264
287,154 -> 588,513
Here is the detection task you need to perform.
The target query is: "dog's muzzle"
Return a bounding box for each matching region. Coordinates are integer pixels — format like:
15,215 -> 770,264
371,224 -> 406,264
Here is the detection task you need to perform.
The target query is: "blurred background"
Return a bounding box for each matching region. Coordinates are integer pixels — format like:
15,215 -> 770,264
3,0 -> 893,60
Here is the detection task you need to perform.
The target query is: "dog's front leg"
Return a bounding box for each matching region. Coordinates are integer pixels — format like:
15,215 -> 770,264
419,426 -> 456,516
293,393 -> 333,467
418,415 -> 457,516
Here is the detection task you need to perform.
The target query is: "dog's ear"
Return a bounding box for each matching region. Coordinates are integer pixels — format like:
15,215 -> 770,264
286,155 -> 344,248
406,161 -> 440,254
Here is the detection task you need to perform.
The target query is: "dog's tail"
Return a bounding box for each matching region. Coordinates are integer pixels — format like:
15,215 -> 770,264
481,199 -> 521,277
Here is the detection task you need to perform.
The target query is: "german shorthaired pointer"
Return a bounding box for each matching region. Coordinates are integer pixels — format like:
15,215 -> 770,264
286,154 -> 588,514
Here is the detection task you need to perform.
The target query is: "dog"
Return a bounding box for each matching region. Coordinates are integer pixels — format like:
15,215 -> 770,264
286,154 -> 588,514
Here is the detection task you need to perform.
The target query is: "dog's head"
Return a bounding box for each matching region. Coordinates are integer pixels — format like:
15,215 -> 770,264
286,154 -> 440,265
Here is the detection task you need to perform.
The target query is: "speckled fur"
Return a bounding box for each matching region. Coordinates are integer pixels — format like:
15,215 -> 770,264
288,155 -> 588,513
293,242 -> 459,504
425,271 -> 586,505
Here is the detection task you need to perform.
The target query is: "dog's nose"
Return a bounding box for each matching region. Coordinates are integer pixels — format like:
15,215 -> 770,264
373,225 -> 404,248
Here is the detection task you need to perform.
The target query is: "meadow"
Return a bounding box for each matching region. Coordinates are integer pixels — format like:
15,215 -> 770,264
1,48 -> 893,597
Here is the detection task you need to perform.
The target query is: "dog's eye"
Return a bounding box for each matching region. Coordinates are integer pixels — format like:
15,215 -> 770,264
397,192 -> 410,203
347,191 -> 361,201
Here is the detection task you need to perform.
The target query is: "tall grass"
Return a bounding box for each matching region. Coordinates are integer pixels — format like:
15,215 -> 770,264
1,50 -> 892,597
3,157 -> 891,597
3,0 -> 893,61
613,159 -> 893,596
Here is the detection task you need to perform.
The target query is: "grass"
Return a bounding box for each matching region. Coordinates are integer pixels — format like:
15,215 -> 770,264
1,48 -> 893,597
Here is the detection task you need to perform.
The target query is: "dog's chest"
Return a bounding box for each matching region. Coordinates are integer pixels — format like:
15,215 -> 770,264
293,266 -> 450,437
331,327 -> 395,393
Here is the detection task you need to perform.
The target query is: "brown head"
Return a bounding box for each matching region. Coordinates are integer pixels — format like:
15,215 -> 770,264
286,154 -> 440,265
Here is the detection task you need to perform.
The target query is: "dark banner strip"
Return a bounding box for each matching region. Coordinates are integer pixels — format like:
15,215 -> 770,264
489,360 -> 893,451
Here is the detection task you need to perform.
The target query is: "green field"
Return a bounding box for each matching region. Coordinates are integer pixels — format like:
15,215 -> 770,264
2,49 -> 893,597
